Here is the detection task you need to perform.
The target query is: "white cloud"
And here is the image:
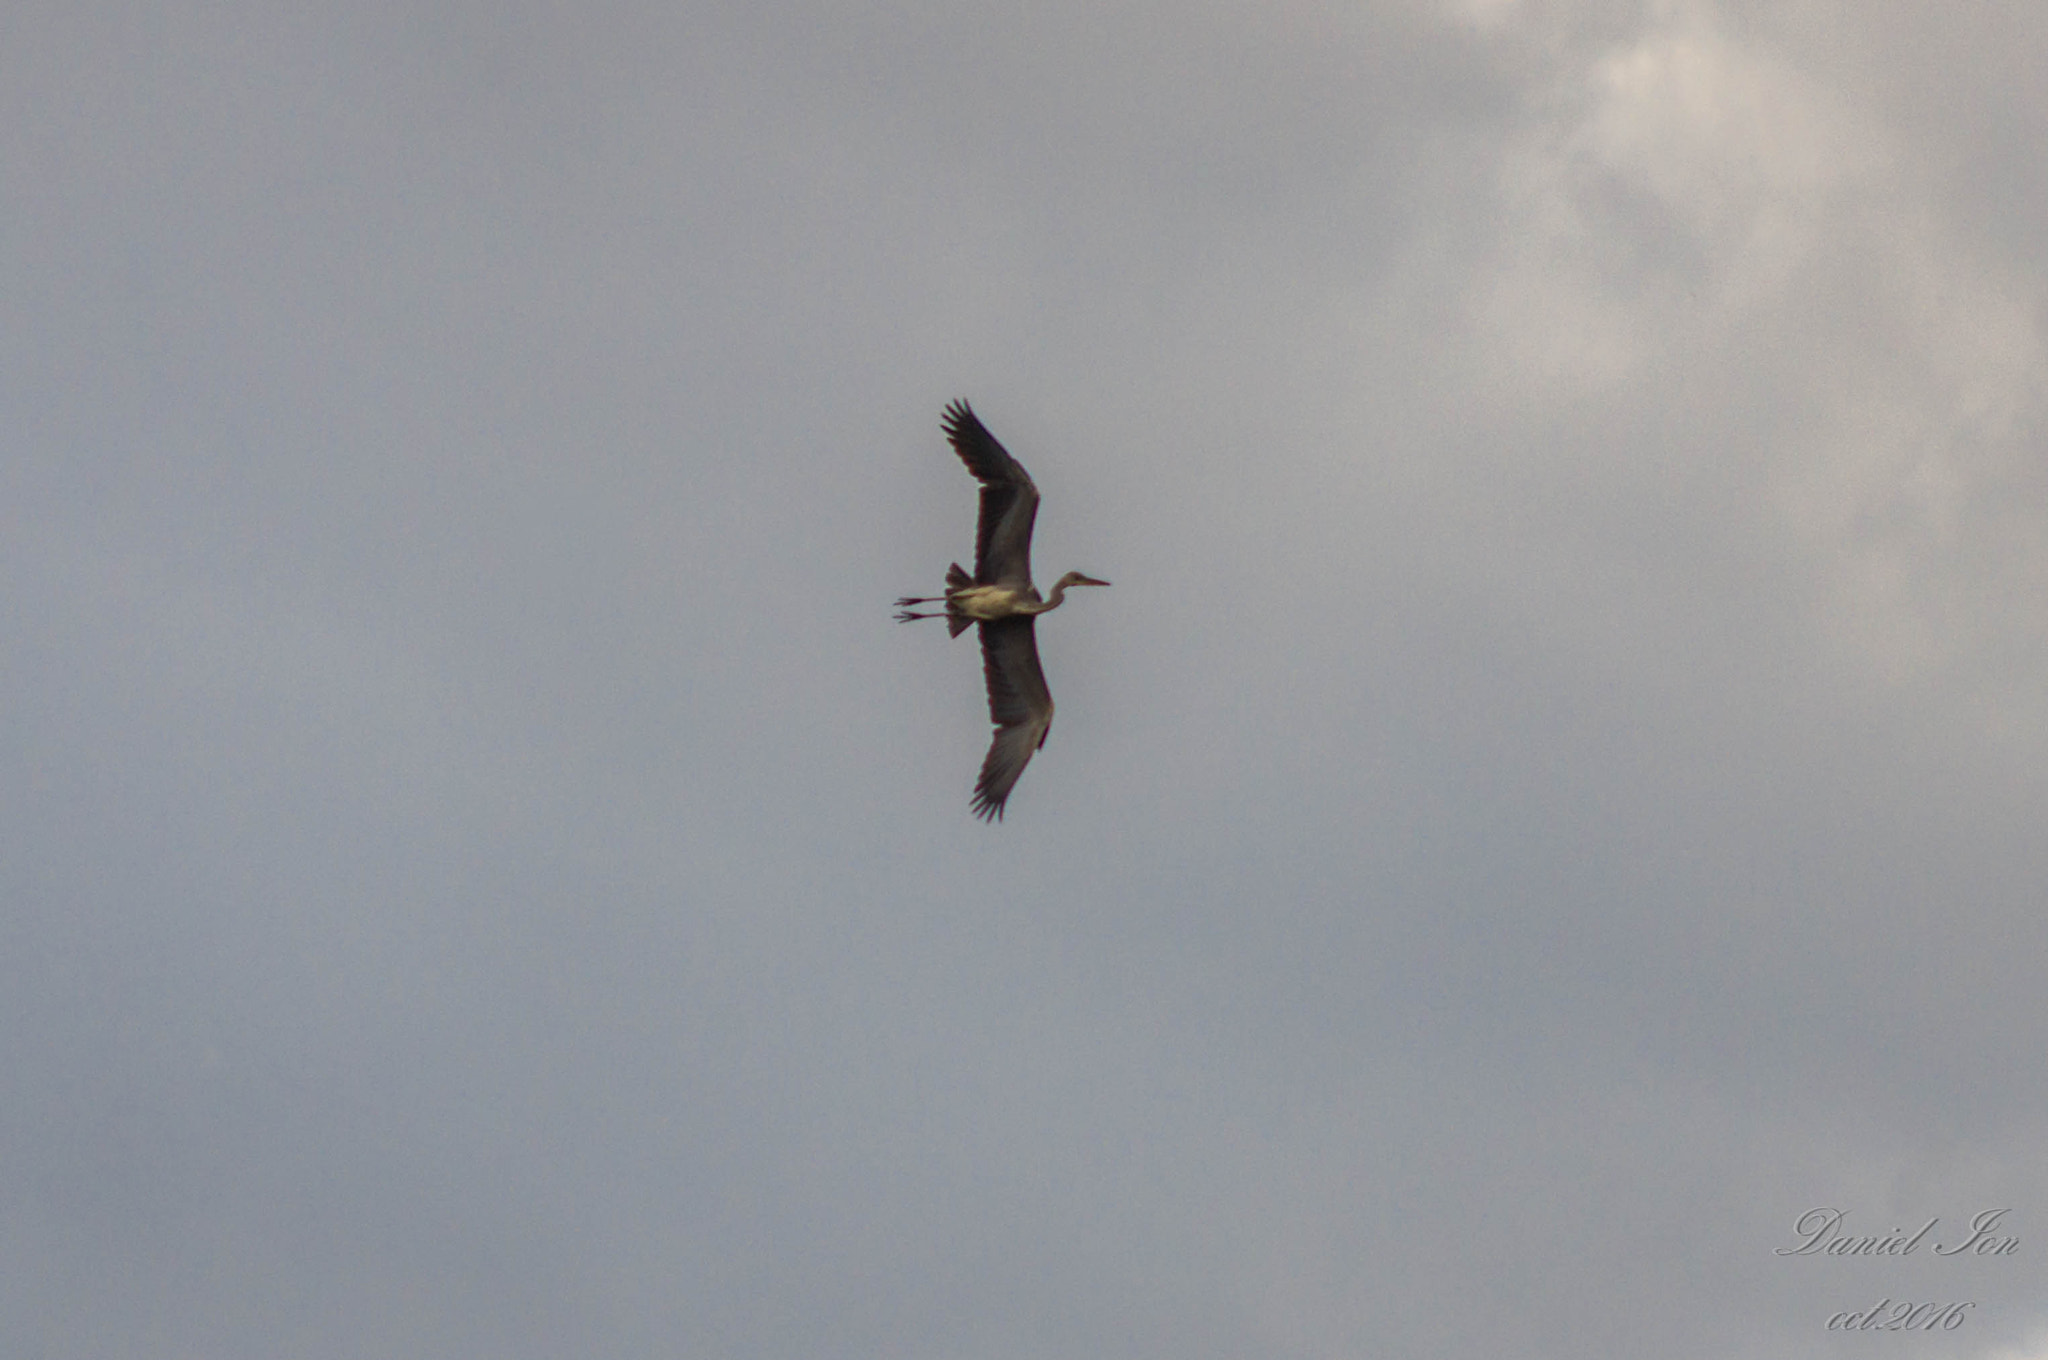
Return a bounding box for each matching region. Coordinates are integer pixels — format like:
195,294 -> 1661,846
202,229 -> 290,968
1459,0 -> 2048,731
1474,5 -> 1876,389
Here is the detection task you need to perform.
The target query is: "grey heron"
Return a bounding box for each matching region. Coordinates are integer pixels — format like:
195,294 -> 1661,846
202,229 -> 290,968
895,401 -> 1110,820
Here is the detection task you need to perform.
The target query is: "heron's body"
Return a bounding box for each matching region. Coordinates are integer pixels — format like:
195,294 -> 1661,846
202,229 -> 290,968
894,401 -> 1110,820
948,580 -> 1085,621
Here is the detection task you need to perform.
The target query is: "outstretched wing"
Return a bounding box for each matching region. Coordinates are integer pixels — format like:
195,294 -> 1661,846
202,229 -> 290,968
942,400 -> 1039,589
972,617 -> 1055,821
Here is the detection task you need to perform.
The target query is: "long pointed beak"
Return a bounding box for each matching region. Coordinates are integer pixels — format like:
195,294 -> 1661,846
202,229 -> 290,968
1078,575 -> 1111,587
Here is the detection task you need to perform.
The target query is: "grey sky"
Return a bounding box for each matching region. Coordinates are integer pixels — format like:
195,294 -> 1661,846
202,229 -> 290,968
5,1 -> 2047,1356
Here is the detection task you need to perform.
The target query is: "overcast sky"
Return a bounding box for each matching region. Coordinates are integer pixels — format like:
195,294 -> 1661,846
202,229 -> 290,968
5,1 -> 2047,1356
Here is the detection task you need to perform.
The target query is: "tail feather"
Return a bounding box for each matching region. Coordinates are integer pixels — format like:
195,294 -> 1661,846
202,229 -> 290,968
946,562 -> 971,590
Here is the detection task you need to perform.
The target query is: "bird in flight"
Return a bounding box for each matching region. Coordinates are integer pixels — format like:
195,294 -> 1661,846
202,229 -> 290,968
896,401 -> 1110,820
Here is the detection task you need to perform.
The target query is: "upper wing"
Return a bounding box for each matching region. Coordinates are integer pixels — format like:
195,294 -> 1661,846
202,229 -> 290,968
971,617 -> 1055,821
942,400 -> 1040,589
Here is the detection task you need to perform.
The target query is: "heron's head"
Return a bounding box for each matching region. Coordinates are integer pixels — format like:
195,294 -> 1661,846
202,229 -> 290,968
1060,572 -> 1111,590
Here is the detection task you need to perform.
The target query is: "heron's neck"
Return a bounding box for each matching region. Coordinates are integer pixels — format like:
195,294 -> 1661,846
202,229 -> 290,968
1033,583 -> 1070,613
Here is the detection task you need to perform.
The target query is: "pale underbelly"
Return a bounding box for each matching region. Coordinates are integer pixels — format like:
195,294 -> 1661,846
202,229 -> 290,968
950,586 -> 1034,620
